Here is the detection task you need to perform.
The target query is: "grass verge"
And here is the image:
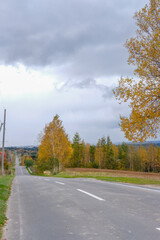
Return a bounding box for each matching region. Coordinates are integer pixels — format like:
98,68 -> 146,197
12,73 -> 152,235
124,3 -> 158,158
0,175 -> 14,239
26,167 -> 34,175
53,172 -> 160,185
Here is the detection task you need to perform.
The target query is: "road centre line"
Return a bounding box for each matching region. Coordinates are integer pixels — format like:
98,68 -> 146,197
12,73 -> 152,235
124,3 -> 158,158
77,189 -> 105,201
156,228 -> 160,231
44,179 -> 50,181
55,181 -> 65,185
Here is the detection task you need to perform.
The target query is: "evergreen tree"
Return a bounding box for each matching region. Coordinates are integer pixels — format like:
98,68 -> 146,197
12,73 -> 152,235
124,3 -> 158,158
106,136 -> 115,169
89,145 -> 97,167
71,132 -> 83,167
118,143 -> 129,169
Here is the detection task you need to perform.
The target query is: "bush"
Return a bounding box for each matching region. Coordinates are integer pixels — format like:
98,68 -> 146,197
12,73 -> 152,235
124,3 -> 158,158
24,158 -> 33,168
92,162 -> 99,168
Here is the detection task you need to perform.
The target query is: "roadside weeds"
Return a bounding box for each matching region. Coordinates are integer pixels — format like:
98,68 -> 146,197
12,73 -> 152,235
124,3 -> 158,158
0,175 -> 14,240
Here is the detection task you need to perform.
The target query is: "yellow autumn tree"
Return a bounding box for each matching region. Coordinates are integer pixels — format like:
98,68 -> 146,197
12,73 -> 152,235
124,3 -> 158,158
83,143 -> 91,168
137,146 -> 148,171
38,114 -> 72,172
114,0 -> 160,142
154,147 -> 160,172
95,139 -> 104,168
147,143 -> 160,172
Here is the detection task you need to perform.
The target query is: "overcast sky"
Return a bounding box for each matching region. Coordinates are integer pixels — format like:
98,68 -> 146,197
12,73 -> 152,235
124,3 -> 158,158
0,0 -> 148,146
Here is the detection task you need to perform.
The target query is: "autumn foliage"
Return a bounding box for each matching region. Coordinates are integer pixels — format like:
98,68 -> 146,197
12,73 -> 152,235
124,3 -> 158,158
37,115 -> 72,172
114,0 -> 160,142
36,119 -> 160,173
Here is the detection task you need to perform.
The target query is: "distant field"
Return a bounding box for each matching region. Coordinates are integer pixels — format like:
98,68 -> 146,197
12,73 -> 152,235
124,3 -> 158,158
54,168 -> 160,185
0,175 -> 14,239
65,168 -> 160,179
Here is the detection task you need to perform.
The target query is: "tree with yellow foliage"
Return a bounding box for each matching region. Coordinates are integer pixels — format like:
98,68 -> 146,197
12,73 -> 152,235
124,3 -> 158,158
137,145 -> 148,171
114,0 -> 160,142
95,139 -> 104,168
154,147 -> 160,172
38,115 -> 72,172
83,143 -> 91,168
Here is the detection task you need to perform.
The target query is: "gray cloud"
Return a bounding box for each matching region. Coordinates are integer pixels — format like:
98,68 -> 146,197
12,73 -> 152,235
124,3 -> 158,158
0,0 -> 147,77
3,82 -> 129,146
59,77 -> 114,99
0,0 -> 149,146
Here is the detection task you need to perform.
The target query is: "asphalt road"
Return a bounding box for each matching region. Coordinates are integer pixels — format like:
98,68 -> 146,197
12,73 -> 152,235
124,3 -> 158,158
2,156 -> 160,240
15,156 -> 30,176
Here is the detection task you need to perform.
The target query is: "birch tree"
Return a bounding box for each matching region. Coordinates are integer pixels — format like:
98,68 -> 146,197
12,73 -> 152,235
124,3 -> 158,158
38,115 -> 72,172
114,0 -> 160,142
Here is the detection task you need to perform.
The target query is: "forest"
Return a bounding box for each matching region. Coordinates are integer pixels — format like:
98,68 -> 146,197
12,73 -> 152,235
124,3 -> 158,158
20,115 -> 160,174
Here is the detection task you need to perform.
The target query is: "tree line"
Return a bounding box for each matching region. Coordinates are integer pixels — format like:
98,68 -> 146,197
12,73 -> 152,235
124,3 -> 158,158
36,115 -> 160,173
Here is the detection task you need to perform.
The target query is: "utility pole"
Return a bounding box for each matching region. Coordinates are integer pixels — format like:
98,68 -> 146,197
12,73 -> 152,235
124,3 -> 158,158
1,109 -> 6,175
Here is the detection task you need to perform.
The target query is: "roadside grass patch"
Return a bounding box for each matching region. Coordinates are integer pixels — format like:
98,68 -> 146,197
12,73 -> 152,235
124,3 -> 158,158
26,167 -> 34,175
94,176 -> 160,185
0,175 -> 14,238
54,172 -> 160,185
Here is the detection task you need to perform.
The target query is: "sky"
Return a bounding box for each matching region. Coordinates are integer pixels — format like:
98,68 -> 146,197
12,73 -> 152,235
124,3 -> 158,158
0,0 -> 148,147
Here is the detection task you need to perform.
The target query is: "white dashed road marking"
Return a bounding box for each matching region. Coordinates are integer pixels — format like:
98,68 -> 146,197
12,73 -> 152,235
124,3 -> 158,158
55,181 -> 65,185
44,179 -> 50,181
156,228 -> 160,231
77,189 -> 105,201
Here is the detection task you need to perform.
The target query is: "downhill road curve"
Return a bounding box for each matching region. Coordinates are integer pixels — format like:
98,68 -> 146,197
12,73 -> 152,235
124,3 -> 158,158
2,155 -> 160,240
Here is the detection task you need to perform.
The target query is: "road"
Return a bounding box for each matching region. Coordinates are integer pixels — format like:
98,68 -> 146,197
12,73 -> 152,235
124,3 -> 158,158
2,156 -> 160,240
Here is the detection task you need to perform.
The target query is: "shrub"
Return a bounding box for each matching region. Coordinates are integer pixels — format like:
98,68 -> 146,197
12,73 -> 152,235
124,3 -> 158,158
24,158 -> 33,168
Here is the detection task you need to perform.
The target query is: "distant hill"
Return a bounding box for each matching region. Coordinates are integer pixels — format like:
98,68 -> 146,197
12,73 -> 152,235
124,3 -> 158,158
6,146 -> 39,151
141,140 -> 160,146
115,140 -> 160,146
5,140 -> 160,150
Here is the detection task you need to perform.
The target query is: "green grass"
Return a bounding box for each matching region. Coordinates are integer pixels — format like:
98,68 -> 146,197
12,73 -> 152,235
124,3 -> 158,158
53,172 -> 160,185
26,167 -> 34,175
94,176 -> 160,185
0,175 -> 14,239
